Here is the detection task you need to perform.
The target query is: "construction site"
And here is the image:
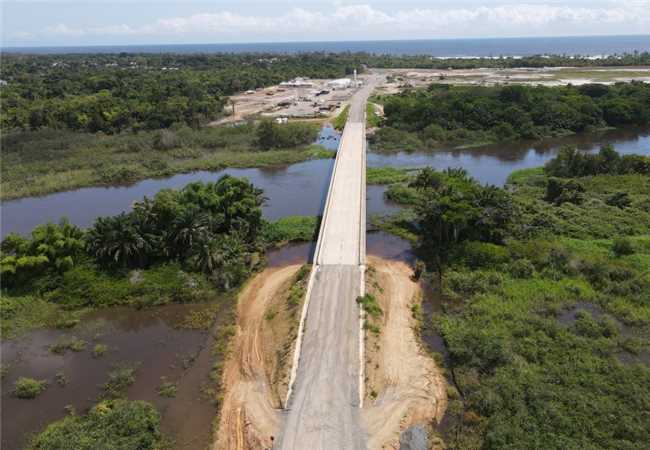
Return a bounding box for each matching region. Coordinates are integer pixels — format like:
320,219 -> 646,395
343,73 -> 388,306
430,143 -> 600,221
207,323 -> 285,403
211,73 -> 365,125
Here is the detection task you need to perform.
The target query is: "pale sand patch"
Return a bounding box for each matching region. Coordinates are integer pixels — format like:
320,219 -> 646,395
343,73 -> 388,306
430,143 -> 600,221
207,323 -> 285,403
362,257 -> 448,450
214,265 -> 301,450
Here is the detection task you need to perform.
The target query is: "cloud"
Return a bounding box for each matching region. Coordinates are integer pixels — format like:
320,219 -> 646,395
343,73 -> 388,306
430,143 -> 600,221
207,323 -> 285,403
39,2 -> 650,39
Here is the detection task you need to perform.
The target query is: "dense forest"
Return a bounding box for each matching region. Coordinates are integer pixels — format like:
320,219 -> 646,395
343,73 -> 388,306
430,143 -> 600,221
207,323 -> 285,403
0,53 -> 364,133
375,146 -> 650,449
3,51 -> 650,134
372,82 -> 650,149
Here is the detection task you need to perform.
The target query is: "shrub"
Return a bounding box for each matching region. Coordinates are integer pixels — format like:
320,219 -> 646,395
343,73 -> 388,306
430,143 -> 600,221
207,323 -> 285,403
509,259 -> 535,278
153,129 -> 182,150
157,379 -> 177,398
545,177 -> 585,205
103,365 -> 137,398
445,270 -> 503,298
26,399 -> 162,450
14,377 -> 47,399
461,241 -> 510,269
357,293 -> 383,319
606,191 -> 632,209
612,238 -> 635,257
93,343 -> 108,358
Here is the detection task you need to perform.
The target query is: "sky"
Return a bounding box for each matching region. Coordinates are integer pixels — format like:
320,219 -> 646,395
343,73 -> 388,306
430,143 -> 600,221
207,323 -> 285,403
2,0 -> 650,47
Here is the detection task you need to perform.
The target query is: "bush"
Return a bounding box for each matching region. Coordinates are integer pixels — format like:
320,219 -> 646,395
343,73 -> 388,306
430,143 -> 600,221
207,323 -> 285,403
606,191 -> 632,208
545,177 -> 585,205
445,270 -> 503,298
14,377 -> 47,399
27,399 -> 162,450
612,238 -> 635,257
509,259 -> 535,278
103,366 -> 137,398
153,129 -> 183,150
461,241 -> 510,269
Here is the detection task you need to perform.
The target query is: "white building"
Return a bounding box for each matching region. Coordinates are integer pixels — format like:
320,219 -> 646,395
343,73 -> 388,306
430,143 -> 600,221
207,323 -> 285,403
280,77 -> 314,88
327,78 -> 352,90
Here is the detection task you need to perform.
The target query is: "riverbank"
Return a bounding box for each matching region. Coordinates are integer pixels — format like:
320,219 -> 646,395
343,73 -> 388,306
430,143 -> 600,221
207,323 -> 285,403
1,123 -> 335,201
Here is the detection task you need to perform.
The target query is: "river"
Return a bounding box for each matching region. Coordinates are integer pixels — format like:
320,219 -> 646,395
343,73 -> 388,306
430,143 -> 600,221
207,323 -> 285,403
2,126 -> 649,238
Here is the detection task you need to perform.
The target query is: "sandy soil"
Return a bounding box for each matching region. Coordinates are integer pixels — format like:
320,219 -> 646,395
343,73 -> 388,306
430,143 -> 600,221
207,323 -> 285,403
209,78 -> 365,126
375,66 -> 650,91
214,265 -> 302,450
362,257 -> 448,450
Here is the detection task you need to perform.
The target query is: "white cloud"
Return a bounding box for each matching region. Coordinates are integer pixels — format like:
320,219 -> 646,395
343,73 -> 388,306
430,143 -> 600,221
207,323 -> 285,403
39,2 -> 650,39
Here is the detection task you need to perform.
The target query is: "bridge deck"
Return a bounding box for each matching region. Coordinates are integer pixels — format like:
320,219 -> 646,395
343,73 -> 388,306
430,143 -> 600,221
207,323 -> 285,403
277,77 -> 378,450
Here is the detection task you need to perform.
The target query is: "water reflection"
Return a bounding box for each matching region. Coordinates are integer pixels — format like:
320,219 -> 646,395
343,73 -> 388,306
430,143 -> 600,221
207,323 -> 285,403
368,126 -> 650,185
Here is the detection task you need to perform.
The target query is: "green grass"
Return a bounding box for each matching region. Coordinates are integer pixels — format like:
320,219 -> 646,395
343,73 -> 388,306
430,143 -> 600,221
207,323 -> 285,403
1,125 -> 331,200
332,105 -> 350,131
262,216 -> 319,245
287,265 -> 311,308
366,167 -> 413,185
0,295 -> 86,340
506,166 -> 545,186
366,103 -> 382,128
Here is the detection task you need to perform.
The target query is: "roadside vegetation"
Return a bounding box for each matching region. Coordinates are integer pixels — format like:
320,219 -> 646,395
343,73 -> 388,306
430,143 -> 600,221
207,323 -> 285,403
366,103 -> 382,128
374,146 -> 650,449
332,105 -> 350,131
1,120 -> 329,200
372,82 -> 650,149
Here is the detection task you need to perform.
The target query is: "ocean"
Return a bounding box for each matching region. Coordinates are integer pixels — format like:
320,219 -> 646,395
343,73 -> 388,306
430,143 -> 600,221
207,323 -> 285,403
3,35 -> 650,56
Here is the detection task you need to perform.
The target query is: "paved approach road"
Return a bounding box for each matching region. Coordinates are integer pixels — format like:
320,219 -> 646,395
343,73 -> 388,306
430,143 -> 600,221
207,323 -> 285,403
277,77 -> 380,449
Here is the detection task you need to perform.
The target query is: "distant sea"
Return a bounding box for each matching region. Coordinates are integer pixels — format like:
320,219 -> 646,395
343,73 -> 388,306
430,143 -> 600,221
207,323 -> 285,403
3,35 -> 650,56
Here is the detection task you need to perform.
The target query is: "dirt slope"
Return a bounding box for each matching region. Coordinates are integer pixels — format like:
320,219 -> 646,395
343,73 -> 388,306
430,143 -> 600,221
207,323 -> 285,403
362,257 -> 448,449
214,265 -> 301,450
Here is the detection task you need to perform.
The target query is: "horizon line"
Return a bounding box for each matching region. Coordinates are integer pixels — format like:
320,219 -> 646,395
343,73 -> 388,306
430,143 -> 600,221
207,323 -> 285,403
4,33 -> 650,51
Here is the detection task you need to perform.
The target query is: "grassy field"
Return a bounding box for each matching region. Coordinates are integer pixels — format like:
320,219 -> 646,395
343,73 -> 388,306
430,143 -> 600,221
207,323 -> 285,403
1,124 -> 333,200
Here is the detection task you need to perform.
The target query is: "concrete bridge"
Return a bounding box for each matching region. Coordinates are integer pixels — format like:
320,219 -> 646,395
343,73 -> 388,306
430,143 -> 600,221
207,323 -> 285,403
277,77 -> 380,449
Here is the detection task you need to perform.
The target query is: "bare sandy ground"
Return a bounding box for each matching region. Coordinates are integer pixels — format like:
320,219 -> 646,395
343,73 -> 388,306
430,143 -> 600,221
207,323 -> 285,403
214,265 -> 301,450
362,257 -> 448,450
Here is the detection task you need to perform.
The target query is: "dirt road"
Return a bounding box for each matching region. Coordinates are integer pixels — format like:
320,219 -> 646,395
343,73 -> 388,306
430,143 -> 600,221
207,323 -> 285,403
362,258 -> 447,449
215,265 -> 301,450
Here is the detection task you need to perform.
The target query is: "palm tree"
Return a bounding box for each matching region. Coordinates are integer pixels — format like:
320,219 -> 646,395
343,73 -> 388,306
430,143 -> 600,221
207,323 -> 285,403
166,207 -> 210,259
86,214 -> 153,268
190,233 -> 246,289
